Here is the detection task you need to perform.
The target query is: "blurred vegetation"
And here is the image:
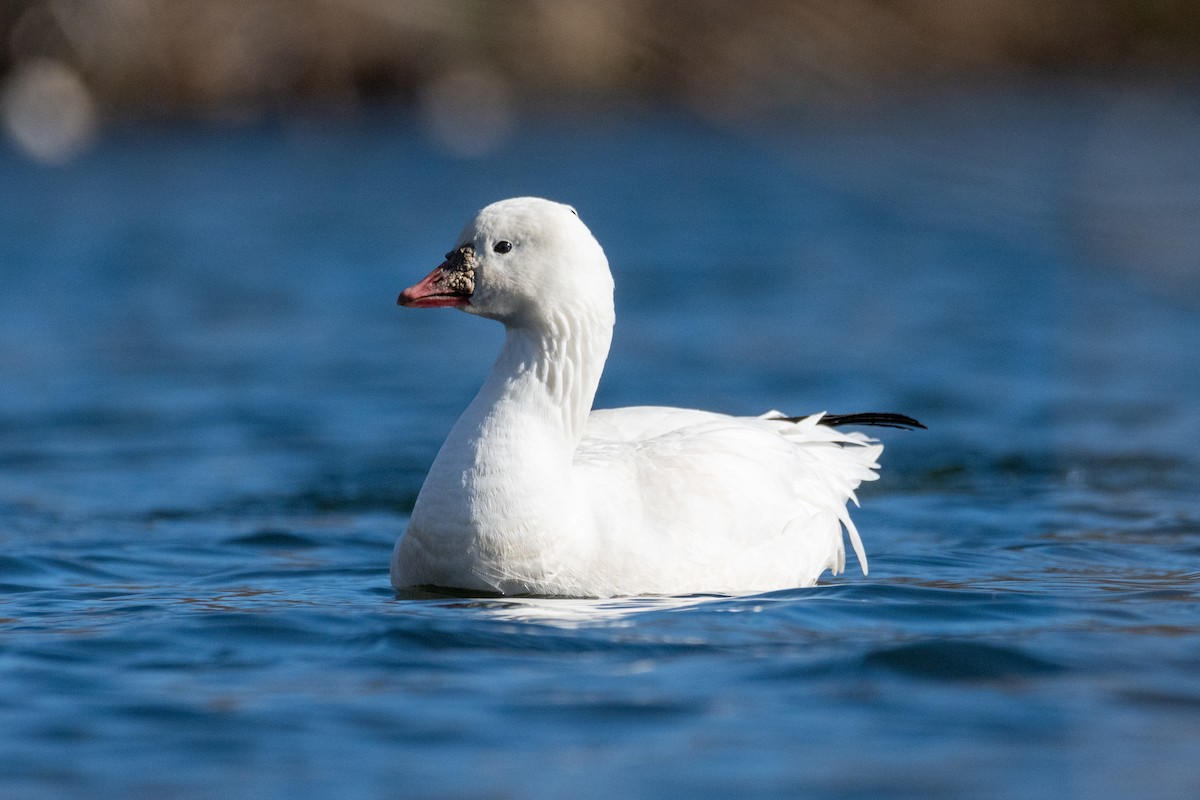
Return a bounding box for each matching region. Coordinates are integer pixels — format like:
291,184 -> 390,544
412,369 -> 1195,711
3,0 -> 1199,117
2,0 -> 1199,162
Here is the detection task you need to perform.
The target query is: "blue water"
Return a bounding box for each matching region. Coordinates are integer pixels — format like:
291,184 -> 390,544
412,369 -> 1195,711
2,86 -> 1199,799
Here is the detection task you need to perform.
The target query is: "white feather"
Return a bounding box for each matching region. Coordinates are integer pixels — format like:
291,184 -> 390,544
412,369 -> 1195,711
392,197 -> 889,597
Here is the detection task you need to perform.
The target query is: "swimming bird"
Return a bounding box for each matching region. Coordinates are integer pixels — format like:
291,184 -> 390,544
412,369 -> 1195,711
392,197 -> 920,597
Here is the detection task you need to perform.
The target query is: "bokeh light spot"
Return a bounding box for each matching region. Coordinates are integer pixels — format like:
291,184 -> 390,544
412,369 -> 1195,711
417,65 -> 516,158
1,58 -> 97,165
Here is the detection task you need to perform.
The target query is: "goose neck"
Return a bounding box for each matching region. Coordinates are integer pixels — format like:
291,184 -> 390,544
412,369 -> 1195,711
484,309 -> 612,445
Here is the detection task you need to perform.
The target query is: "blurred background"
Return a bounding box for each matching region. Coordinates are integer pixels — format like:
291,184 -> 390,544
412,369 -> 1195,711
3,0 -> 1200,160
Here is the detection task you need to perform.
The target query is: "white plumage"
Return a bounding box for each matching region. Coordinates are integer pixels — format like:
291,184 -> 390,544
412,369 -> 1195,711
391,197 -> 898,598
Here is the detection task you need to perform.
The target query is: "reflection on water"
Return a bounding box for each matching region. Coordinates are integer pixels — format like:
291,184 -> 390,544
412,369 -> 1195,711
396,593 -> 735,626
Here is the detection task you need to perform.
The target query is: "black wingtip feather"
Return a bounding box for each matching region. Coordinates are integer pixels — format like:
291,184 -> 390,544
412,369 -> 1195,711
774,412 -> 927,431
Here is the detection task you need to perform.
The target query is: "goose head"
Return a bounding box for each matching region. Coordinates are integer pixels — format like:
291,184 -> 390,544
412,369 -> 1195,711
398,197 -> 614,330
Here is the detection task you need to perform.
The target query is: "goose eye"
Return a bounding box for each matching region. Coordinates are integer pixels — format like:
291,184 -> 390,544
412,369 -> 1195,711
493,240 -> 513,254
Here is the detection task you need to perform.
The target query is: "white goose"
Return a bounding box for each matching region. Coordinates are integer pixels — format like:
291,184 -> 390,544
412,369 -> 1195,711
392,197 -> 920,597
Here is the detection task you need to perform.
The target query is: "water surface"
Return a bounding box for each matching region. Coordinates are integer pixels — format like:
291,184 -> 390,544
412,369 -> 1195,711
2,86 -> 1199,799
